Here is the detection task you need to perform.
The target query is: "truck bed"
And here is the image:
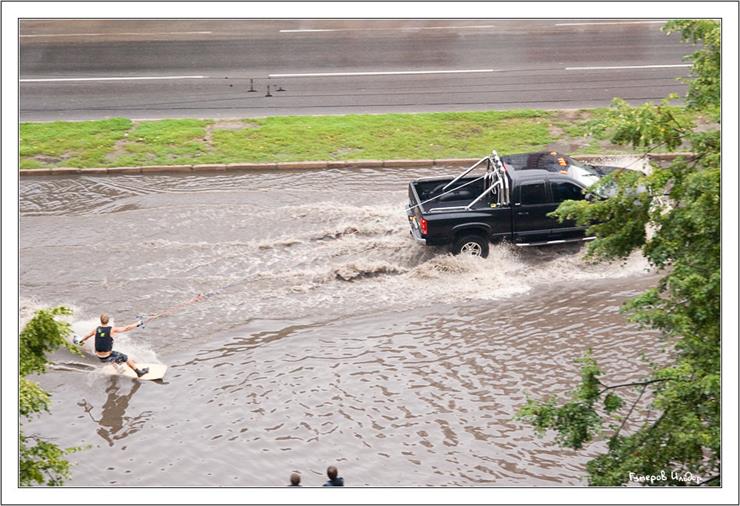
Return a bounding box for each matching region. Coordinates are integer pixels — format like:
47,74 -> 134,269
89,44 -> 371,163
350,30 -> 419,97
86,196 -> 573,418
410,177 -> 487,212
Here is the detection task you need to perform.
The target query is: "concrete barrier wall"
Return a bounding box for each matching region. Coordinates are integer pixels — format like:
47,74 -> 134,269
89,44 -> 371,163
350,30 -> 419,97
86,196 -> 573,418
19,153 -> 696,177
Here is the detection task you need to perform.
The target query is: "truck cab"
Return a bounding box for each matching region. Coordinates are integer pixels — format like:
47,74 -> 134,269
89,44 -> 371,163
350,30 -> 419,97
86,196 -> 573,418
505,152 -> 594,244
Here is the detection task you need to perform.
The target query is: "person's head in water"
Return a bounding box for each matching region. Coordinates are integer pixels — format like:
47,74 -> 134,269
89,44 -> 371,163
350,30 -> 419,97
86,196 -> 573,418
289,472 -> 301,486
327,466 -> 338,480
100,313 -> 110,325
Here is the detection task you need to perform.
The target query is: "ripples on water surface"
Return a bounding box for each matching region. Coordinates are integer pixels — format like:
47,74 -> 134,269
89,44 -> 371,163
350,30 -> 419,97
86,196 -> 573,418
19,168 -> 664,486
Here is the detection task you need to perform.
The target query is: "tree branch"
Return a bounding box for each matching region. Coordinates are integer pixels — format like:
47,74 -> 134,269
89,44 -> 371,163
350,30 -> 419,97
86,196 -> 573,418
612,383 -> 648,440
640,141 -> 668,158
663,108 -> 690,134
598,378 -> 670,396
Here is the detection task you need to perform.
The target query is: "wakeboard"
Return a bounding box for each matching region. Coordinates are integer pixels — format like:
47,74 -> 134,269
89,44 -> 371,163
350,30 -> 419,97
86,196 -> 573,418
101,363 -> 168,380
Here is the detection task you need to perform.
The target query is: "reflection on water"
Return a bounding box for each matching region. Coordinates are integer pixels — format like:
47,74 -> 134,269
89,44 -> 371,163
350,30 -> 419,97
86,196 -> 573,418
77,379 -> 151,447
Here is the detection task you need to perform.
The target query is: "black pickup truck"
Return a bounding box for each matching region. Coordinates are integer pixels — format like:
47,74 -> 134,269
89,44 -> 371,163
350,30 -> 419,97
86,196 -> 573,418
406,150 -> 619,257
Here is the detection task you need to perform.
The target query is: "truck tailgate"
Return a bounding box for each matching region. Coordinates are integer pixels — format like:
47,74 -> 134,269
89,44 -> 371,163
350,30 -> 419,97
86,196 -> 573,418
406,183 -> 426,243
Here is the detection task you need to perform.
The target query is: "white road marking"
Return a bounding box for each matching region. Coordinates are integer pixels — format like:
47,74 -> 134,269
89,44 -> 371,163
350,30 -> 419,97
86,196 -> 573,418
20,75 -> 208,83
565,64 -> 691,70
406,25 -> 497,30
19,63 -> 689,85
555,21 -> 667,26
20,31 -> 213,38
269,69 -> 497,78
280,25 -> 497,33
280,29 -> 336,33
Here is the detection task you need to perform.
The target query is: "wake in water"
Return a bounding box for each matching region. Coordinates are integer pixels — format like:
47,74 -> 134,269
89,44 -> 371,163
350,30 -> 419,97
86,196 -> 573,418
20,165 -> 656,335
167,199 -> 654,320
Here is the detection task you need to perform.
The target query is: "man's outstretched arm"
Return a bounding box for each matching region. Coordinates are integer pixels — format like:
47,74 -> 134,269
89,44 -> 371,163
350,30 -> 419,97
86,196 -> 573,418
111,320 -> 142,336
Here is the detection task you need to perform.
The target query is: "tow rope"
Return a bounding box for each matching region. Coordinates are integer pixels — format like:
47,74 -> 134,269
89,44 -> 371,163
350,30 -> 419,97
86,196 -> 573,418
137,278 -> 245,327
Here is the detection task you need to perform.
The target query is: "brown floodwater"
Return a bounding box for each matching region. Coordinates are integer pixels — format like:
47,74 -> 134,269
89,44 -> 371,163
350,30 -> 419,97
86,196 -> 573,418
19,166 -> 663,486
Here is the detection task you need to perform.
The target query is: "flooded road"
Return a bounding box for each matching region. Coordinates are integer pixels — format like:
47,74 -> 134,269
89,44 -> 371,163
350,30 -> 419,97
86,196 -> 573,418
20,167 -> 662,486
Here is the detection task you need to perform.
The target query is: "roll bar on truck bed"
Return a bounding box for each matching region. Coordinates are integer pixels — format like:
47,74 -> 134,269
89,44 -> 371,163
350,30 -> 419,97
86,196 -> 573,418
407,150 -> 510,214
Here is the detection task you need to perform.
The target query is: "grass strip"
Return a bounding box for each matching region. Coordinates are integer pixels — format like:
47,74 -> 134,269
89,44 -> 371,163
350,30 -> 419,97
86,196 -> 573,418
20,118 -> 132,169
19,108 -> 695,170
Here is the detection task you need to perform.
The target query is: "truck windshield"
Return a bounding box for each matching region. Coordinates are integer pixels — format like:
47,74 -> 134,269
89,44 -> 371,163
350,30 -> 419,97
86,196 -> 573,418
568,163 -> 601,188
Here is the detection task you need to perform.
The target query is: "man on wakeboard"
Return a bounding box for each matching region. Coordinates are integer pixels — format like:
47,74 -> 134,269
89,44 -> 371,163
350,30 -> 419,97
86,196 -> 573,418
77,313 -> 149,377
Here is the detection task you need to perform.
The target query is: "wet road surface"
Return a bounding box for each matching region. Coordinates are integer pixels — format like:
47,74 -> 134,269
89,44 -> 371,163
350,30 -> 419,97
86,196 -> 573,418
19,166 -> 667,486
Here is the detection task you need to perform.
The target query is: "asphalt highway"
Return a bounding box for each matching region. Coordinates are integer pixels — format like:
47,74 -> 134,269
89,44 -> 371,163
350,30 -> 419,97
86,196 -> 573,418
19,19 -> 692,121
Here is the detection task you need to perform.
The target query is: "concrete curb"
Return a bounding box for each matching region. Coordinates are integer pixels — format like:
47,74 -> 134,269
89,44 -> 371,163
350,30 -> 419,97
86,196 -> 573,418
19,153 -> 696,177
227,162 -> 277,170
276,161 -> 328,170
143,164 -> 194,173
385,159 -> 438,168
432,158 -> 480,167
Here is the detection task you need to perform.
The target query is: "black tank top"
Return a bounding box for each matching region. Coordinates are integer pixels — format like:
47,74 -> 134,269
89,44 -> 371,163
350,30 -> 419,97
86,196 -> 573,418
95,326 -> 113,352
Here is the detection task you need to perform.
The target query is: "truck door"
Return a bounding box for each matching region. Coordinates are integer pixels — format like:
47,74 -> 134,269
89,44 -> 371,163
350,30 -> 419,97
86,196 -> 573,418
549,178 -> 587,240
513,180 -> 557,243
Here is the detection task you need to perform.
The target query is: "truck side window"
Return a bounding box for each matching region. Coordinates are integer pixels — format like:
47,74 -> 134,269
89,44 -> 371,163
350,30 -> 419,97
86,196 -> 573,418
551,181 -> 585,202
519,182 -> 548,205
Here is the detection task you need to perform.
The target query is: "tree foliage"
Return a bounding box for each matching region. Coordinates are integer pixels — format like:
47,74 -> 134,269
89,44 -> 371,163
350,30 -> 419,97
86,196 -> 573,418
518,20 -> 721,486
19,306 -> 83,486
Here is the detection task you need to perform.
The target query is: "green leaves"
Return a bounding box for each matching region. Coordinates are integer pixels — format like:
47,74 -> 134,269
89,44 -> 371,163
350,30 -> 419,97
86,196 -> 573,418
19,307 -> 84,486
552,168 -> 653,261
517,397 -> 602,450
663,20 -> 721,116
576,353 -> 602,402
606,96 -> 689,152
19,377 -> 50,418
603,393 -> 623,414
517,351 -> 604,450
19,306 -> 78,377
19,433 -> 81,487
520,19 -> 721,486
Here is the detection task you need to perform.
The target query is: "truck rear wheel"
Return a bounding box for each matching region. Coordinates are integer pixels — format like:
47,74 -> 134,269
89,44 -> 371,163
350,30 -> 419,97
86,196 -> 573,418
452,234 -> 489,258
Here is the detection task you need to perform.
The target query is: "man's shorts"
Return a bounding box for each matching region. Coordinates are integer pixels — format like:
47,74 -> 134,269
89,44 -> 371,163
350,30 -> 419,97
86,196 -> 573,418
97,350 -> 128,364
